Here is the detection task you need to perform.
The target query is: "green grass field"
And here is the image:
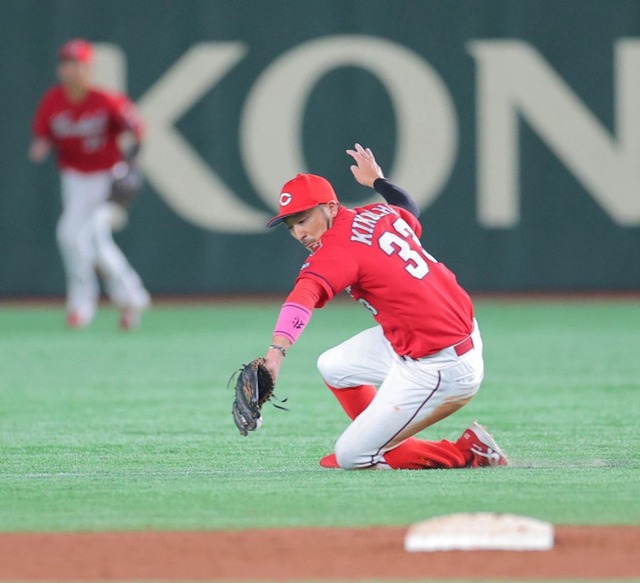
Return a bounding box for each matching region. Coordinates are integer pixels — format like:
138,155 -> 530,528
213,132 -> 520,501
1,298 -> 639,533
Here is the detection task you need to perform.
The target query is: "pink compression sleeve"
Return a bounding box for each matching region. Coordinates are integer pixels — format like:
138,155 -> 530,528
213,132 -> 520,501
273,302 -> 312,344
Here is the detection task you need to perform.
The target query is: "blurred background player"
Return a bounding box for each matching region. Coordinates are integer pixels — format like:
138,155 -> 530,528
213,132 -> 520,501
262,144 -> 508,470
29,38 -> 150,330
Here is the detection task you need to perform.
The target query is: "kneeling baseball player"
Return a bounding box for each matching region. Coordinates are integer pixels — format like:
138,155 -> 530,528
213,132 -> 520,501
233,143 -> 509,470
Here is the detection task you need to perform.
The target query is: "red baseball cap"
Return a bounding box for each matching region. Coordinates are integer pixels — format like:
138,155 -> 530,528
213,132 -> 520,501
58,39 -> 94,63
267,174 -> 338,228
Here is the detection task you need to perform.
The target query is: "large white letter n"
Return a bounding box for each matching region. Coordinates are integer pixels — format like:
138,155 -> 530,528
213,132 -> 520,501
469,39 -> 640,227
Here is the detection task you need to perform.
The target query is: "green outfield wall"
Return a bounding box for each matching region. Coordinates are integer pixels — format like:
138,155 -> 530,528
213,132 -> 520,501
2,0 -> 640,295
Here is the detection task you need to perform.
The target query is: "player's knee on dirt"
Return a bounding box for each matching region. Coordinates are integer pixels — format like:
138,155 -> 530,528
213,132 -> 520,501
317,347 -> 351,388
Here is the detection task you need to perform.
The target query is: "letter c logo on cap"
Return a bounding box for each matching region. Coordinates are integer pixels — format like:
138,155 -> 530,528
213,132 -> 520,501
280,192 -> 293,206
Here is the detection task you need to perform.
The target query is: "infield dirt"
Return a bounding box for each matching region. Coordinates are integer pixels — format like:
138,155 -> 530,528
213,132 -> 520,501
0,525 -> 638,580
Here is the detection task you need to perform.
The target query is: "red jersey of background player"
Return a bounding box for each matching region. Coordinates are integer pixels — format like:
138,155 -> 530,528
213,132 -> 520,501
295,203 -> 474,358
32,87 -> 143,173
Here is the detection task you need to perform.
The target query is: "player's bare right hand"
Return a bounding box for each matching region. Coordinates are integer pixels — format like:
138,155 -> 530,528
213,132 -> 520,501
346,143 -> 384,188
264,341 -> 289,382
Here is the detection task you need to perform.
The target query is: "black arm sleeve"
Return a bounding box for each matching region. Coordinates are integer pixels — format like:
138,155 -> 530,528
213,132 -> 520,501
373,178 -> 420,217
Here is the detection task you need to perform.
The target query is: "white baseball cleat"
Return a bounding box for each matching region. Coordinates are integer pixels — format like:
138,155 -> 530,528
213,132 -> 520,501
458,421 -> 509,468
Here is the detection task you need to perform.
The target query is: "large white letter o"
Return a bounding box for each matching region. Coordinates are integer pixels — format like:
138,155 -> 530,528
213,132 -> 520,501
241,35 -> 457,212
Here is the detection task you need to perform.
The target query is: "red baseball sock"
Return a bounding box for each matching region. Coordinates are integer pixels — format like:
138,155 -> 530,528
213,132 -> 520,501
327,383 -> 377,420
319,453 -> 339,468
321,439 -> 470,469
383,438 -> 470,469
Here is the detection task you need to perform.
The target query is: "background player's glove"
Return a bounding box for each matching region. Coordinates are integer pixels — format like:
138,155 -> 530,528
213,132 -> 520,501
108,160 -> 144,231
231,358 -> 278,436
109,160 -> 143,210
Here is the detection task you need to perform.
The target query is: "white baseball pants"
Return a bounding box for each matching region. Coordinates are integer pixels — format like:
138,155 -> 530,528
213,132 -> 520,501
57,169 -> 150,321
317,320 -> 484,469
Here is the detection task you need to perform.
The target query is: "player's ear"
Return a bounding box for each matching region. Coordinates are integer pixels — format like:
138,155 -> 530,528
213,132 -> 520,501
326,201 -> 339,219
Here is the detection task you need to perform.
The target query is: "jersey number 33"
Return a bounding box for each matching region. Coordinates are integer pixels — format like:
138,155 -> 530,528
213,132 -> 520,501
378,218 -> 437,280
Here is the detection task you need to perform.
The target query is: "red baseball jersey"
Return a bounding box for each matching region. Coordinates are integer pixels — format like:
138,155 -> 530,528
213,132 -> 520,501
32,86 -> 143,173
296,204 -> 474,358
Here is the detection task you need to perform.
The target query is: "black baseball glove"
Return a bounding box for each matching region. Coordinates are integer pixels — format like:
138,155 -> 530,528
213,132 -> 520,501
231,358 -> 277,436
109,160 -> 143,209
